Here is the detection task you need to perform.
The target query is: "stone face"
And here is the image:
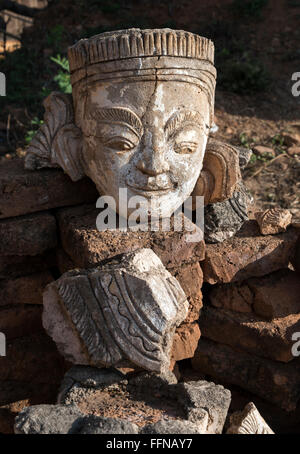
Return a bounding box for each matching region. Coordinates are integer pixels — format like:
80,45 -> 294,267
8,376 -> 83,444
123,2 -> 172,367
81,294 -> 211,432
14,404 -> 85,434
0,212 -> 57,256
57,204 -> 205,270
226,402 -> 274,434
43,248 -> 188,373
204,181 -> 253,243
0,159 -> 98,219
202,221 -> 299,284
176,380 -> 231,434
255,208 -> 292,235
209,269 -> 300,319
199,305 -> 300,362
192,338 -> 300,411
25,29 -> 218,220
0,271 -> 53,306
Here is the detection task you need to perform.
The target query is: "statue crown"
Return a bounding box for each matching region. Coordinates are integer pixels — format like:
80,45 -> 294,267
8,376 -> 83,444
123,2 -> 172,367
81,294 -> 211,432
68,28 -> 215,73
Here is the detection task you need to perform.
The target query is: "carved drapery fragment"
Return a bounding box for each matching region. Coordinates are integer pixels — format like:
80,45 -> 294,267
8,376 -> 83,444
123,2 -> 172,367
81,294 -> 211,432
43,248 -> 188,373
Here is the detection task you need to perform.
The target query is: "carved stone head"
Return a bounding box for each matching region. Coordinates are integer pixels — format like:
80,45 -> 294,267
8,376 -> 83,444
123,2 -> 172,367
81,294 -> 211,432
25,29 -> 239,217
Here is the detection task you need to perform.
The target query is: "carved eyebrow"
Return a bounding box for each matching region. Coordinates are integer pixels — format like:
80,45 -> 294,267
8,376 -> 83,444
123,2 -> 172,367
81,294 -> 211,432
164,110 -> 206,137
87,108 -> 143,137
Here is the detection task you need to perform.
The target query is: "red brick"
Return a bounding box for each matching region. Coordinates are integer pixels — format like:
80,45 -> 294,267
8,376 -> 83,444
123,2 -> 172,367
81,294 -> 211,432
0,159 -> 98,219
202,221 -> 299,284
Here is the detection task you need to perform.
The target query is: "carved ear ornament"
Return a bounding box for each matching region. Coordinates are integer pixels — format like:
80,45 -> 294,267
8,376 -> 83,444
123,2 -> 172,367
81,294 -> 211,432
24,92 -> 84,181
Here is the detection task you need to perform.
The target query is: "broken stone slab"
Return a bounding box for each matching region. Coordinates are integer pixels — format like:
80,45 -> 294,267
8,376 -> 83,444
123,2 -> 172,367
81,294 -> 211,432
0,212 -> 57,256
58,366 -> 127,404
0,159 -> 98,220
43,248 -> 188,374
0,271 -> 53,306
56,204 -> 205,270
204,181 -> 253,243
226,402 -> 274,434
176,380 -> 231,434
192,338 -> 300,412
76,416 -> 139,434
199,305 -> 300,362
14,404 -> 86,434
57,367 -> 224,433
255,208 -> 292,235
202,220 -> 299,284
0,333 -> 66,385
210,269 -> 300,319
141,419 -> 205,434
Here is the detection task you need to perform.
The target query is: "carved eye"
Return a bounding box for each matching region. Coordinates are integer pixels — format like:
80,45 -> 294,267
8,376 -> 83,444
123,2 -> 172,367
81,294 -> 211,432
174,142 -> 197,154
104,137 -> 136,152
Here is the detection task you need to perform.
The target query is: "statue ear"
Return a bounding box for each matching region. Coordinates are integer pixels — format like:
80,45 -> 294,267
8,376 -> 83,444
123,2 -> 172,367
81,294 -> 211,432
24,92 -> 84,181
192,137 -> 241,205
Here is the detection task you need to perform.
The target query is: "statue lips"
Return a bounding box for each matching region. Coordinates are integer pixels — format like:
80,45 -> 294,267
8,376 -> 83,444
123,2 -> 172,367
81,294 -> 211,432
127,177 -> 174,198
128,186 -> 173,198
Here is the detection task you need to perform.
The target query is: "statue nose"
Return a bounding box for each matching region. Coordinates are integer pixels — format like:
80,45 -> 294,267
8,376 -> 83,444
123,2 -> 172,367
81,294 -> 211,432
137,131 -> 170,176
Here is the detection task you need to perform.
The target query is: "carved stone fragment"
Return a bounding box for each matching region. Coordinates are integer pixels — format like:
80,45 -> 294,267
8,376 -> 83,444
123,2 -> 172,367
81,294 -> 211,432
255,208 -> 292,235
43,248 -> 188,373
204,181 -> 253,243
226,402 -> 274,434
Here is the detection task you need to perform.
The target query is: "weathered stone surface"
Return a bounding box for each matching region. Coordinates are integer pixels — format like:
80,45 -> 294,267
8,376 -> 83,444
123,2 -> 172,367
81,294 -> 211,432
43,248 -> 188,373
141,419 -> 205,434
176,380 -> 231,434
14,404 -> 85,434
58,368 -> 213,433
199,305 -> 300,362
0,305 -> 43,339
0,271 -> 53,306
202,221 -> 299,284
0,212 -> 57,256
171,262 -> 203,322
171,322 -> 201,364
204,181 -> 253,243
255,208 -> 292,235
57,204 -> 205,270
26,29 -> 217,219
58,366 -> 126,404
0,159 -> 98,219
0,333 -> 66,384
226,402 -> 274,434
209,269 -> 300,319
192,338 -> 300,411
77,416 -> 139,434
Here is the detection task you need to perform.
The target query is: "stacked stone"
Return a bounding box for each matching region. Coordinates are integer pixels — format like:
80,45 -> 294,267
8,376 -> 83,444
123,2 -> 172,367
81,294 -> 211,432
0,159 -> 98,430
192,219 -> 300,412
55,203 -> 205,367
